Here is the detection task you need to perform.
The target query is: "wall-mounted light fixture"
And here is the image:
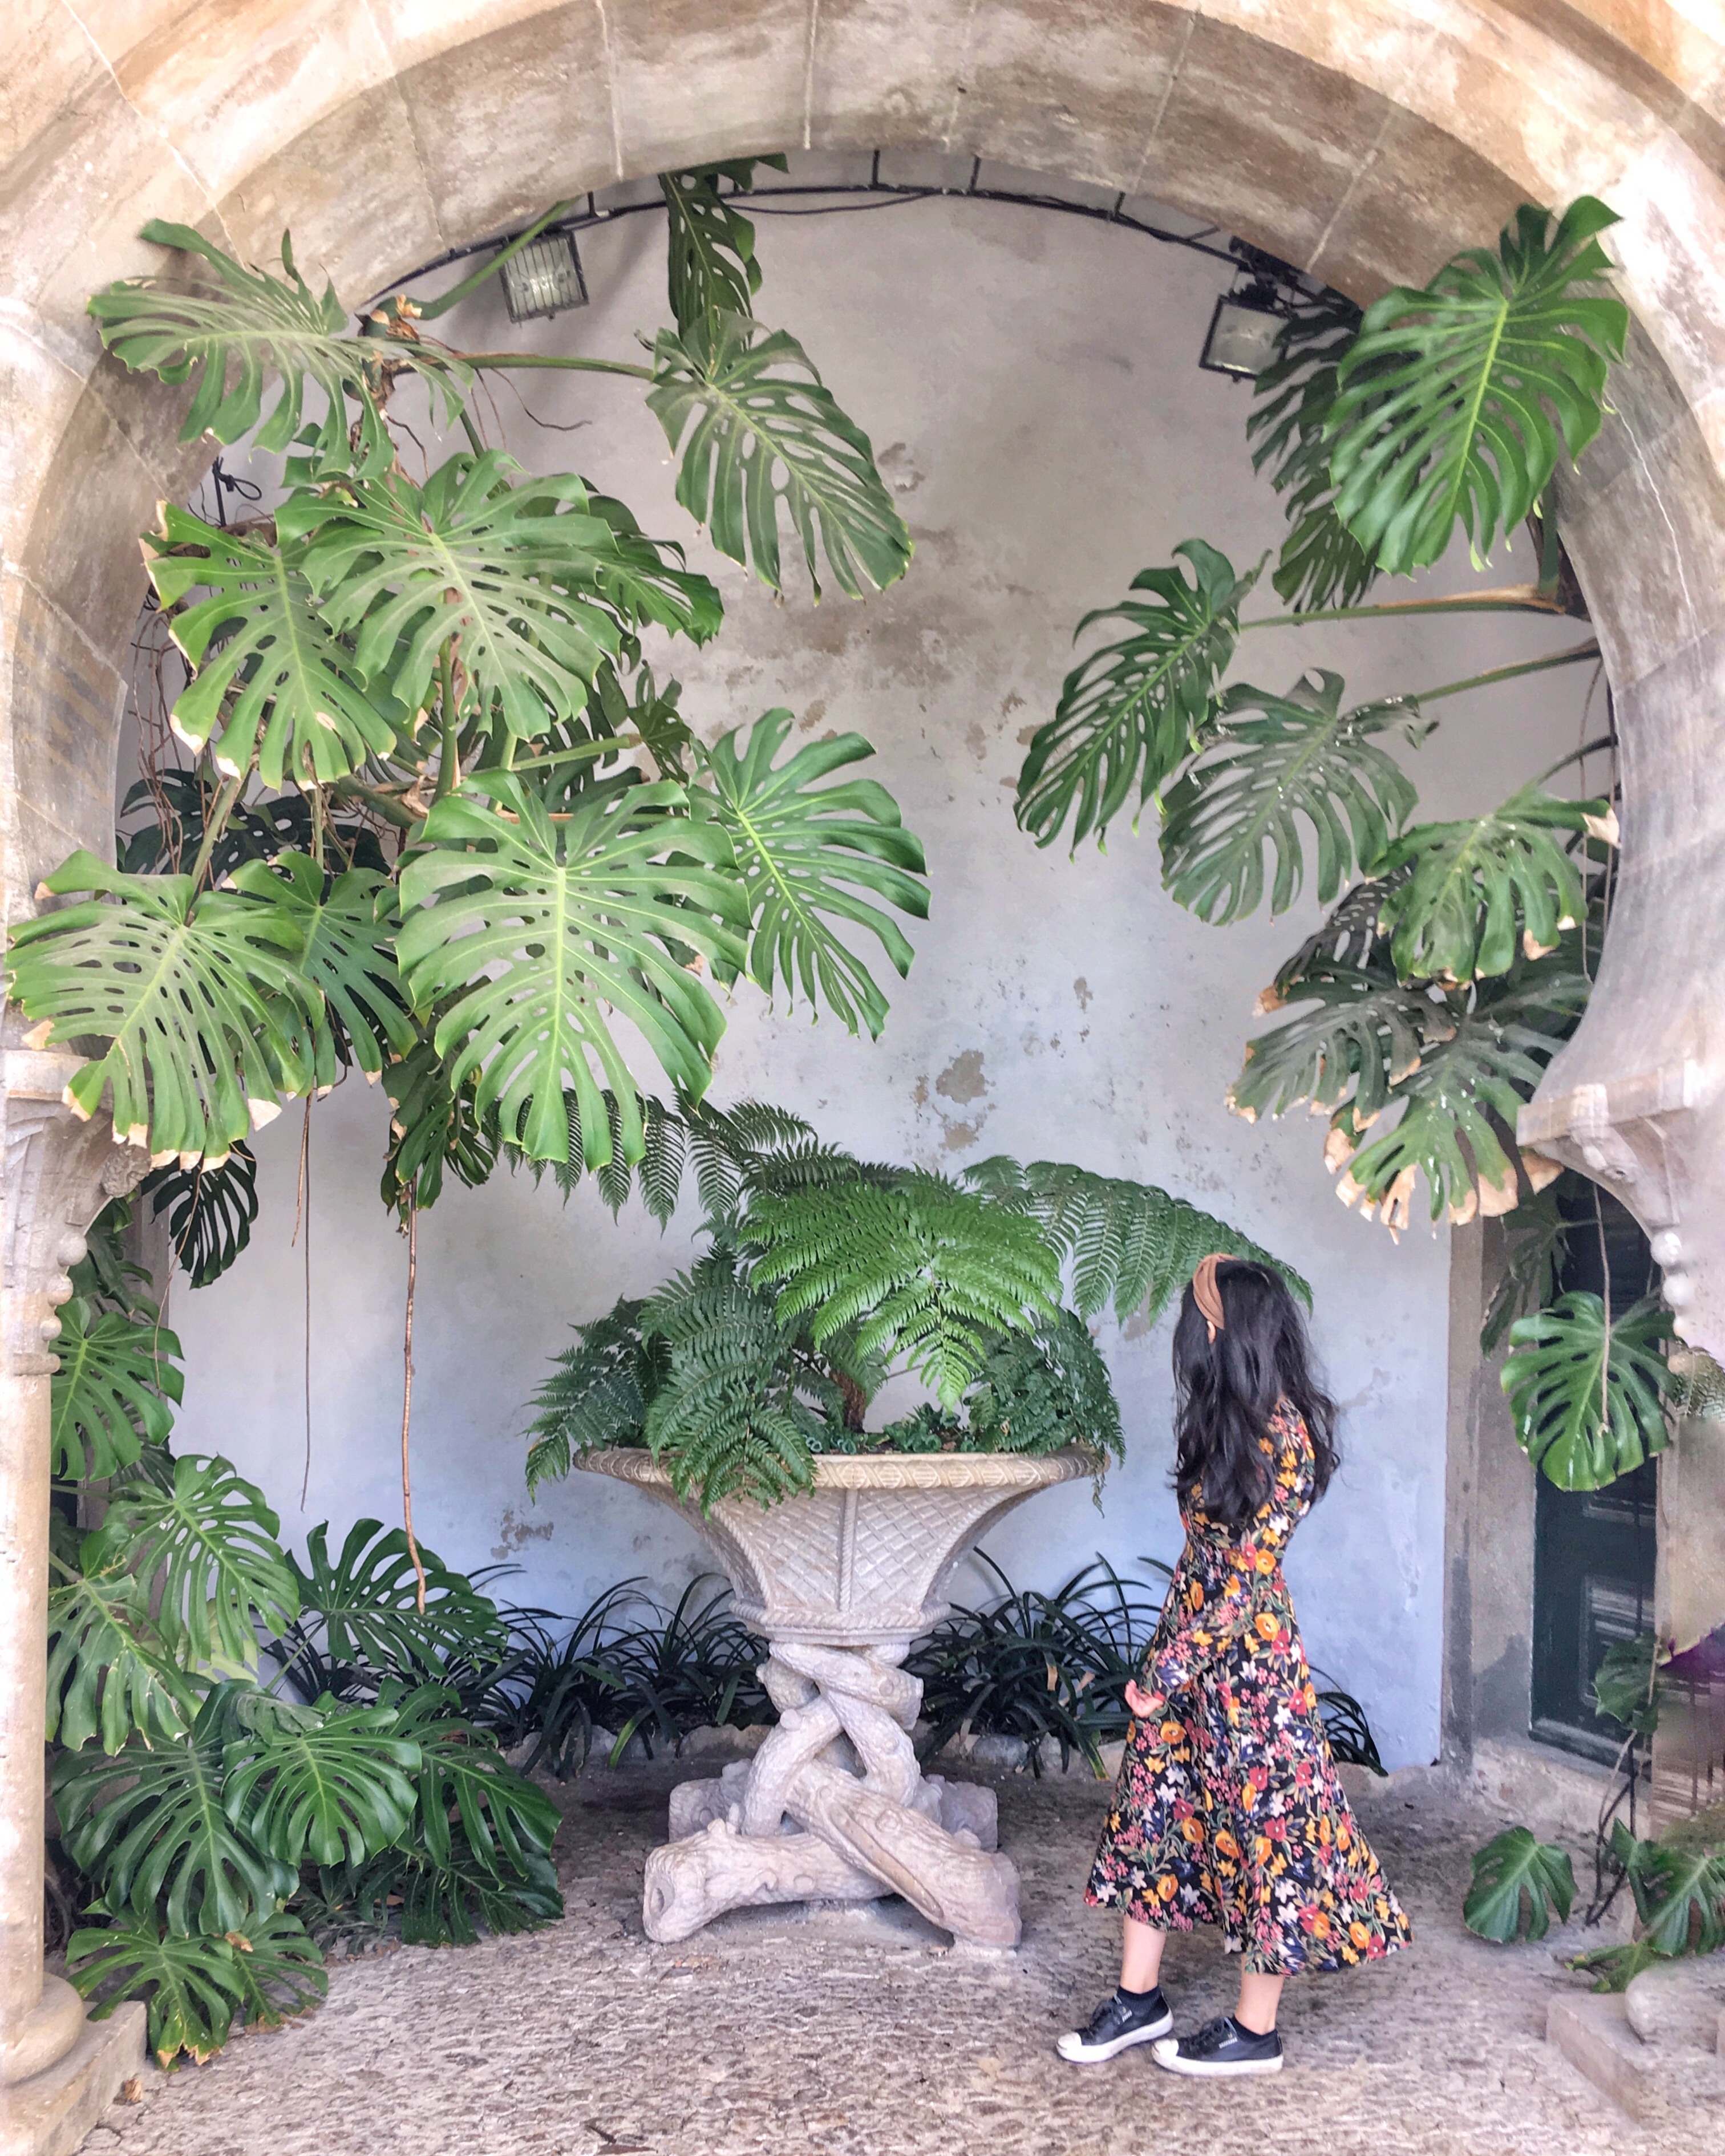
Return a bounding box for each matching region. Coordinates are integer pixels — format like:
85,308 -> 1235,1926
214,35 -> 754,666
501,232 -> 589,324
1198,244 -> 1303,380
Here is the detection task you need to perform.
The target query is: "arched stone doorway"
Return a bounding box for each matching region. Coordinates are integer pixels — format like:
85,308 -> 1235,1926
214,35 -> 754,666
5,5 -> 1723,2139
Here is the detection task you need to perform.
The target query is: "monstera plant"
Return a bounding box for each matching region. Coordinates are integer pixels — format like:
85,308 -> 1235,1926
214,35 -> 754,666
22,162 -> 941,2070
9,164 -> 924,1224
1010,195 -> 1690,1497
524,1097 -> 1306,1509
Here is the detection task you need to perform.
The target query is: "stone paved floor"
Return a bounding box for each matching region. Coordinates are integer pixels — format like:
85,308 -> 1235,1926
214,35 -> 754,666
85,1756 -> 1718,2156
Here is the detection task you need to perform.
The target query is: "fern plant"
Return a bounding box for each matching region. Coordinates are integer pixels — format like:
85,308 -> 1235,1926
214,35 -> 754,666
525,1103 -> 1290,1509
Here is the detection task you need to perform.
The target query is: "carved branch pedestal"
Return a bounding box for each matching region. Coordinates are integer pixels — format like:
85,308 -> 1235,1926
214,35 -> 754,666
1,1051 -> 148,2150
581,1448 -> 1092,1950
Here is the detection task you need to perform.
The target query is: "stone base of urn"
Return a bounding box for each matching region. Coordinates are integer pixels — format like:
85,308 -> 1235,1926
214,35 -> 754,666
581,1447 -> 1094,1948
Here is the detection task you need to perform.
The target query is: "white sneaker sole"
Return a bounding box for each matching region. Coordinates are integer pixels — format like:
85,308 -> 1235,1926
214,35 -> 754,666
1151,2038 -> 1284,2078
1055,2012 -> 1173,2064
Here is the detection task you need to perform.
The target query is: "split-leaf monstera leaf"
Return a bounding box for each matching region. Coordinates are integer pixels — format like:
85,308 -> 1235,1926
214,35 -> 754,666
1160,672 -> 1431,925
87,221 -> 471,479
1015,541 -> 1257,850
285,451 -> 721,744
1501,1291 -> 1675,1489
1372,785 -> 1610,986
649,314 -> 913,599
697,710 -> 930,1038
1327,197 -> 1628,575
7,857 -> 315,1161
398,773 -> 747,1170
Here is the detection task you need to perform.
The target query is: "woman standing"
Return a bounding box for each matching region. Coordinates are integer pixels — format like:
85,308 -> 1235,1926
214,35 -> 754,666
1058,1256 -> 1412,2078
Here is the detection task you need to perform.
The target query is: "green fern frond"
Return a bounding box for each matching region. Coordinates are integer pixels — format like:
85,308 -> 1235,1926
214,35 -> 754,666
747,1173 -> 1062,1408
965,1311 -> 1124,1464
961,1158 -> 1308,1324
524,1299 -> 656,1492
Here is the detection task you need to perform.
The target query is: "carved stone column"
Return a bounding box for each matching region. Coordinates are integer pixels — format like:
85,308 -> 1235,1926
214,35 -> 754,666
1,1049 -> 147,2151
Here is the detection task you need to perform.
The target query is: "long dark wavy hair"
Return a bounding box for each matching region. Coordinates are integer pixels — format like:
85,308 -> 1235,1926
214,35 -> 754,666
1172,1260 -> 1338,1529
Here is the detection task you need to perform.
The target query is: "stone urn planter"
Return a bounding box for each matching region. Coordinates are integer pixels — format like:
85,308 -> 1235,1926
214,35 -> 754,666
581,1445 -> 1094,1947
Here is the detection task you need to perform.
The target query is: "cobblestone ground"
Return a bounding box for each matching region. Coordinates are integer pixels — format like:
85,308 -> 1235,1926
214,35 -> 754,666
87,1757 -> 1715,2156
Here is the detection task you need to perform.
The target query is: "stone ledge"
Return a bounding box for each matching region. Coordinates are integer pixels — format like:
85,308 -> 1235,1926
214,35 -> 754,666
1546,1992 -> 1658,2120
0,2003 -> 144,2156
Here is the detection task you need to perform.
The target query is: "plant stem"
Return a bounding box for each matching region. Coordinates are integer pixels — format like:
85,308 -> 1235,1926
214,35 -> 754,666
435,646 -> 461,801
460,351 -> 657,380
1410,641 -> 1600,709
457,407 -> 487,457
400,1195 -> 426,1614
410,201 -> 579,322
330,775 -> 420,830
507,735 -> 642,776
187,769 -> 246,891
1242,586 -> 1572,631
1532,733 -> 1618,788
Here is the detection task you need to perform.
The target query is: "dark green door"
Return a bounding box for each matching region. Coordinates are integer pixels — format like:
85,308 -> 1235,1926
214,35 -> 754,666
1529,1184 -> 1659,1762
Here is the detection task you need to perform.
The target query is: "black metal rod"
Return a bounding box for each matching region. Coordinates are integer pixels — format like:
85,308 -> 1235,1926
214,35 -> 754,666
361,164 -> 1245,312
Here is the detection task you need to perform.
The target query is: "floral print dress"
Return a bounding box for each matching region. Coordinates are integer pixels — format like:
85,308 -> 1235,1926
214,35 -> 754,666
1087,1400 -> 1412,1975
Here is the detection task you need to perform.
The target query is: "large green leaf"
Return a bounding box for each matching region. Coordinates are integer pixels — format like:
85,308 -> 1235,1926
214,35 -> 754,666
1327,198 -> 1628,574
1501,1291 -> 1675,1490
50,1298 -> 183,1481
1229,889 -> 1444,1129
1015,541 -> 1256,850
397,774 -> 747,1168
960,1158 -> 1308,1324
54,1692 -> 296,1935
140,1146 -> 259,1288
697,710 -> 929,1037
285,449 -> 718,745
232,854 -> 412,1086
281,1519 -> 507,1688
748,1173 -> 1062,1409
67,1909 -> 326,2068
90,1454 -> 299,1668
1592,1631 -> 1665,1739
6,855 -> 314,1160
1463,1825 -> 1575,1942
223,1698 -> 420,1869
144,506 -> 402,786
341,1835 -> 562,1948
1159,671 -> 1430,924
88,221 -> 468,479
1246,291 -> 1379,612
46,1568 -> 200,1753
647,313 -> 912,599
1374,784 -> 1607,986
1614,1825 -> 1725,1960
1330,961 -> 1588,1229
385,1686 -> 561,1878
661,157 -> 787,331
963,1310 -> 1124,1463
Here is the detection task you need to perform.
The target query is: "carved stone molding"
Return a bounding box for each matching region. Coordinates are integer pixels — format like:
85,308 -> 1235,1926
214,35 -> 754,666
1519,1061 -> 1720,1351
2,1049 -> 149,1378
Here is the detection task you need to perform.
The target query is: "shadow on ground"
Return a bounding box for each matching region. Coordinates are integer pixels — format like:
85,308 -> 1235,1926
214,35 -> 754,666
83,1758 -> 1714,2155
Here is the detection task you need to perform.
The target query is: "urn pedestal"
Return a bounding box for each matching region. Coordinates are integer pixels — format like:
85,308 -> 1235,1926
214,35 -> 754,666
581,1447 -> 1092,1947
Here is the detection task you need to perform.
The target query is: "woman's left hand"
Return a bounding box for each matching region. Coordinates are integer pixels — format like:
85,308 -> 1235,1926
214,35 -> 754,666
1124,1678 -> 1161,1721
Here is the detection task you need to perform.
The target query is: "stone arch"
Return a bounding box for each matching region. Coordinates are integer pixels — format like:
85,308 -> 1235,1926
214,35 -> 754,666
6,4 -> 1723,1339
2,5 -> 1723,2123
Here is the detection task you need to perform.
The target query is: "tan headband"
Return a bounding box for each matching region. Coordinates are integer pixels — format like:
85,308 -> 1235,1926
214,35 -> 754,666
1192,1253 -> 1232,1343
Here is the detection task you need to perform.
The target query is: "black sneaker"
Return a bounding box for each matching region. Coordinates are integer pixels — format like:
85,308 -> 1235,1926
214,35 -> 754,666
1152,2013 -> 1285,2077
1055,1987 -> 1174,2063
